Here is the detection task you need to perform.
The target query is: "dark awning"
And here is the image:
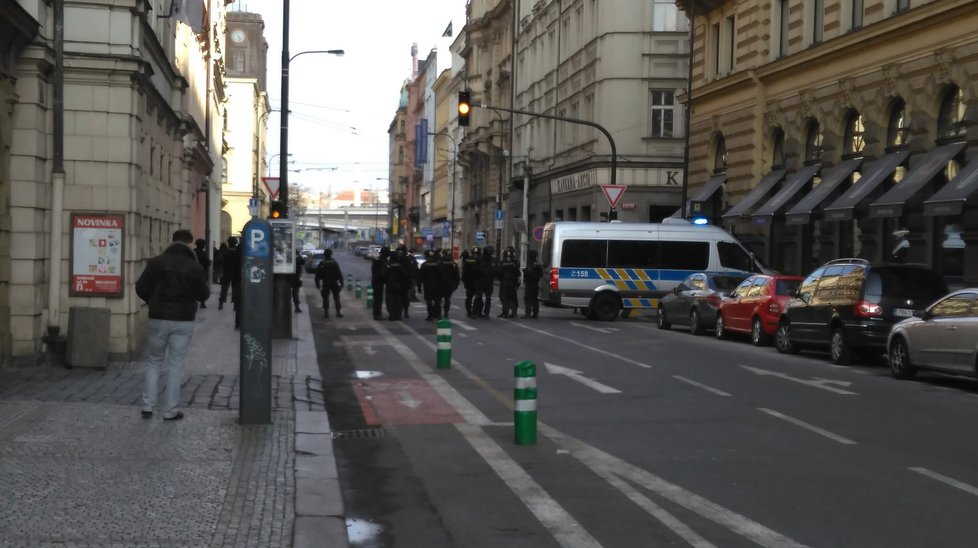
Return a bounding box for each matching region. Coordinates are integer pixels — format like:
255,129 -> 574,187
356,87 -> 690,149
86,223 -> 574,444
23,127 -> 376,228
924,157 -> 978,216
751,164 -> 822,224
823,150 -> 910,222
869,142 -> 967,218
785,159 -> 863,225
669,173 -> 726,218
721,169 -> 786,220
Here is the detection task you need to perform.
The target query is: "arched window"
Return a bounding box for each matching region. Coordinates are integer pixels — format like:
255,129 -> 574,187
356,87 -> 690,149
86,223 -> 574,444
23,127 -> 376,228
771,127 -> 785,168
714,134 -> 727,173
843,110 -> 865,158
938,86 -> 966,140
886,98 -> 909,149
805,120 -> 823,163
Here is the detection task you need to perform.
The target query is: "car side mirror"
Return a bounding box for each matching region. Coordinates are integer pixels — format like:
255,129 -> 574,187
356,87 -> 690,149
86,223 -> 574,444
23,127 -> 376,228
913,309 -> 928,319
673,287 -> 681,294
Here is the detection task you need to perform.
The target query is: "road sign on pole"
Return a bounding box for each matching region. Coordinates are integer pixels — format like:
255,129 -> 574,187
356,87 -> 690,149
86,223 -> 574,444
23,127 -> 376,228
601,185 -> 627,209
261,177 -> 281,201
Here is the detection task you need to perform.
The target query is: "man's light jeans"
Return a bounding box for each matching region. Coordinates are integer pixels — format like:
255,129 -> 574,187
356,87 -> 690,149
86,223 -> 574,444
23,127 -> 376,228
141,319 -> 194,418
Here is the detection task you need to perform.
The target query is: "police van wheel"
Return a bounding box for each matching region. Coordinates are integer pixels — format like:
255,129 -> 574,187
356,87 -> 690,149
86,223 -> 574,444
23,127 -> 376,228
657,305 -> 671,330
590,294 -> 620,322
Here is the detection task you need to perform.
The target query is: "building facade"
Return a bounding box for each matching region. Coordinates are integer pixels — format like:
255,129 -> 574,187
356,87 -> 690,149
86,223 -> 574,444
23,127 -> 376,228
679,0 -> 978,285
1,0 -> 228,366
388,85 -> 410,242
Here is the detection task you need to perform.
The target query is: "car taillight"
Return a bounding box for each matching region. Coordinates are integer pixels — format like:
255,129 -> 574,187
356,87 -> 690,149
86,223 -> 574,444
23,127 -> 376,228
854,300 -> 883,317
768,302 -> 780,315
549,267 -> 559,291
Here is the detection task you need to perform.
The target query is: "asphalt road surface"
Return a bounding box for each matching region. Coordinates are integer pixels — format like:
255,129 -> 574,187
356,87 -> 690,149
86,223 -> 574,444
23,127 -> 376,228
309,250 -> 978,548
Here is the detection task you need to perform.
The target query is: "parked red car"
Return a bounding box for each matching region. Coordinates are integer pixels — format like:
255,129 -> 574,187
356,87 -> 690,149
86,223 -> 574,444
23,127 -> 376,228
715,274 -> 804,345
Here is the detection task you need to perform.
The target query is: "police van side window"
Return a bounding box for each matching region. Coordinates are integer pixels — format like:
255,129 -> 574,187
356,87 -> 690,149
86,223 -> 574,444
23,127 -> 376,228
717,241 -> 754,272
608,241 -> 659,268
659,241 -> 709,270
562,240 -> 607,267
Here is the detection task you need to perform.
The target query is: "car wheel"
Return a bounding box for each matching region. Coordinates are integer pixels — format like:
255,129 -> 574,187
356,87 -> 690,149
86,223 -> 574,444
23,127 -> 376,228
751,317 -> 770,347
590,293 -> 620,322
656,305 -> 671,330
689,309 -> 704,336
830,327 -> 854,365
775,321 -> 799,354
889,337 -> 917,380
715,314 -> 728,340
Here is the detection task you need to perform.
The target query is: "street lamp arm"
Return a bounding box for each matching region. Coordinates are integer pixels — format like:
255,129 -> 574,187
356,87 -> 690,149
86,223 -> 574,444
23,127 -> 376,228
289,49 -> 345,63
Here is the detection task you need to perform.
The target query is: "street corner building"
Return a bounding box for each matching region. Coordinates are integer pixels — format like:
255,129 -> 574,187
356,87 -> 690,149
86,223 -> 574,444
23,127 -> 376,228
0,0 -> 238,367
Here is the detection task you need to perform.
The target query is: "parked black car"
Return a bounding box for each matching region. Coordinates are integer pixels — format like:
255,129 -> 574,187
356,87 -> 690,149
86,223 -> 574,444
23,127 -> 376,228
775,258 -> 948,364
657,272 -> 749,335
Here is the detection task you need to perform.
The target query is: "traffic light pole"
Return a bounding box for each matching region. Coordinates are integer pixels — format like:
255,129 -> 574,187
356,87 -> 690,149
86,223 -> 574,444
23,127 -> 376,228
474,103 -> 619,220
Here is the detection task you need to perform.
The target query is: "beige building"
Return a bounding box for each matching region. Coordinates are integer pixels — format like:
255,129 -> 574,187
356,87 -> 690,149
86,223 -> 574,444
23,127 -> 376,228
223,10 -> 270,240
679,0 -> 978,282
0,0 -> 229,366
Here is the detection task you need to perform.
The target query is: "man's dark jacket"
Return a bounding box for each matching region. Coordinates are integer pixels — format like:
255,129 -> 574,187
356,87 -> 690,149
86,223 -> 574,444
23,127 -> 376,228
136,243 -> 211,321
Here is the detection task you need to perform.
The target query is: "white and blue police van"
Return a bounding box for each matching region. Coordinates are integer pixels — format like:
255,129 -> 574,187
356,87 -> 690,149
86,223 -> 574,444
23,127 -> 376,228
540,220 -> 768,320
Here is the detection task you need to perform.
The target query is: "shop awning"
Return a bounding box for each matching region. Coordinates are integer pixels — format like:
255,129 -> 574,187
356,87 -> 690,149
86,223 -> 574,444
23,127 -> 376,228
823,150 -> 910,222
721,169 -> 786,220
785,159 -> 863,225
752,164 -> 822,224
669,173 -> 726,218
924,157 -> 978,216
869,142 -> 966,218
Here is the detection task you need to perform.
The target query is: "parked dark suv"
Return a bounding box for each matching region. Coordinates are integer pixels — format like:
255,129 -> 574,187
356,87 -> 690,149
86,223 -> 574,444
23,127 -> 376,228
775,258 -> 948,364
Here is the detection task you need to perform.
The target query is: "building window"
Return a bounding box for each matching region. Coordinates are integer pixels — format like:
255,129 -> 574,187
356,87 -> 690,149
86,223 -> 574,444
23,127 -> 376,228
709,22 -> 720,78
773,0 -> 789,57
714,134 -> 727,173
938,86 -> 967,140
649,90 -> 675,138
895,0 -> 910,13
887,98 -> 909,149
772,127 -> 785,168
398,146 -> 404,164
843,111 -> 866,158
852,0 -> 864,29
652,0 -> 688,32
805,120 -> 824,163
807,0 -> 824,45
723,15 -> 735,73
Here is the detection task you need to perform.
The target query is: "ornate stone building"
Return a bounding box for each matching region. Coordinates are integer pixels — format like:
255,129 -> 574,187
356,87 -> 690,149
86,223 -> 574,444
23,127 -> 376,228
679,0 -> 978,284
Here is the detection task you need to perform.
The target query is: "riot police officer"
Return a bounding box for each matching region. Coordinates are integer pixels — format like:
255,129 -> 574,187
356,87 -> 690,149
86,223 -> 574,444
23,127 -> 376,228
314,249 -> 343,318
439,248 -> 460,318
371,246 -> 389,320
418,249 -> 442,320
522,249 -> 543,319
462,246 -> 482,318
478,245 -> 499,318
498,246 -> 521,318
385,247 -> 408,321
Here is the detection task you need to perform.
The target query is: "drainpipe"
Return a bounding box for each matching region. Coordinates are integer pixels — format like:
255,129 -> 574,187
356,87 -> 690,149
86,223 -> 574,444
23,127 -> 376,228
45,0 -> 67,360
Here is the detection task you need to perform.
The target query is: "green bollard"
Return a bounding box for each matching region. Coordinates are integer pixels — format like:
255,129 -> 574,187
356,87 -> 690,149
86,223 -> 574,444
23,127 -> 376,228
346,274 -> 352,291
514,361 -> 537,445
436,320 -> 452,369
355,281 -> 362,299
366,286 -> 374,309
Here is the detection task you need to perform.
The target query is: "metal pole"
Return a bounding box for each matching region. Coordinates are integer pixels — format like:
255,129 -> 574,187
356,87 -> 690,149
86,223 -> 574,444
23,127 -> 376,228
279,0 -> 290,212
451,146 -> 457,256
680,0 -> 696,220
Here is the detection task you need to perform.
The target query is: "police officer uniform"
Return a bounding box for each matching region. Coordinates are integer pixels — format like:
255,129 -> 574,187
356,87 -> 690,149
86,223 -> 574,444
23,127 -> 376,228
498,246 -> 521,318
522,249 -> 543,319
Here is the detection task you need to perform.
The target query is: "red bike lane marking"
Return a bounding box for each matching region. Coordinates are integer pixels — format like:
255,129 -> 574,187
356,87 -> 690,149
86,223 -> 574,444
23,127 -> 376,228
352,378 -> 463,425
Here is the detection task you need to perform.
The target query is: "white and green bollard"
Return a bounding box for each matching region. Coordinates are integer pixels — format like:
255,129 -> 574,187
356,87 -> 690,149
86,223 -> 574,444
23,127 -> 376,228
366,286 -> 374,309
346,274 -> 352,291
355,280 -> 362,299
436,320 -> 452,369
514,361 -> 537,445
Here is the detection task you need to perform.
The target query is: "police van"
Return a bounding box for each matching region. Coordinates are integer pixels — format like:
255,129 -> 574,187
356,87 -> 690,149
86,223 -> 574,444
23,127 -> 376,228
540,221 -> 767,320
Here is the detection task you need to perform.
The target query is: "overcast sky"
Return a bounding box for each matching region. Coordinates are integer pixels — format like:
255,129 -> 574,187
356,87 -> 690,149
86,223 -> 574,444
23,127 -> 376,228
238,0 -> 467,199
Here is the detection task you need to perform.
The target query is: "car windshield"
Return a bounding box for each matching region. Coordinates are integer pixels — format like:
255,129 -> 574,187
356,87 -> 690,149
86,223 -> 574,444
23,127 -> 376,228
863,267 -> 948,304
776,279 -> 801,295
710,274 -> 748,291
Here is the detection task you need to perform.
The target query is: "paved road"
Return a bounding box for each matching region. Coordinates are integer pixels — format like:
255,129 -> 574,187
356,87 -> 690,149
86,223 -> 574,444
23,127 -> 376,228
313,250 -> 978,548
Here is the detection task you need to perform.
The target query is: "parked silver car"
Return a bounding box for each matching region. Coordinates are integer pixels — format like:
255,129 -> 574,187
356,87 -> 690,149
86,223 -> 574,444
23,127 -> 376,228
888,288 -> 978,380
657,272 -> 749,335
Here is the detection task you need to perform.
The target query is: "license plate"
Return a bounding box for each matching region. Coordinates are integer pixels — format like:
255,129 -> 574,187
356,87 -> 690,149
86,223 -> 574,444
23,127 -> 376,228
893,308 -> 914,318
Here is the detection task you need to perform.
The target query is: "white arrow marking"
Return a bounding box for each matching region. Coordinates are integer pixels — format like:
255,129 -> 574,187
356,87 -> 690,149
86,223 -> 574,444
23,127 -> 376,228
811,377 -> 852,388
545,362 -> 621,394
570,322 -> 613,334
398,391 -> 422,409
363,345 -> 376,355
740,365 -> 858,395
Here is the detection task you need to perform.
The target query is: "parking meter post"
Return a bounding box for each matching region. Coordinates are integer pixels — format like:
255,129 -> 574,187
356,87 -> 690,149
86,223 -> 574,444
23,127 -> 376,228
436,320 -> 452,369
514,361 -> 537,445
239,218 -> 273,425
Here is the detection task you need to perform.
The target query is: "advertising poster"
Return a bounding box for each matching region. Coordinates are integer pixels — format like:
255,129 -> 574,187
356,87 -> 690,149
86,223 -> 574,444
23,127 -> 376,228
270,219 -> 295,275
70,212 -> 125,297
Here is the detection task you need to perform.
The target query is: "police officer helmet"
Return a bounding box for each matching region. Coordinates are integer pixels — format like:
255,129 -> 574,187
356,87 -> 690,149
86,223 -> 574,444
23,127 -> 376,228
483,245 -> 495,257
440,249 -> 452,258
505,246 -> 515,254
380,246 -> 390,257
527,249 -> 538,259
424,249 -> 435,259
470,245 -> 480,255
323,249 -> 333,258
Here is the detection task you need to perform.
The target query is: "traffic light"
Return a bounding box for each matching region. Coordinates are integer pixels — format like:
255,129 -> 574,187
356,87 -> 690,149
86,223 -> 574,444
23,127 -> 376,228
269,200 -> 287,219
458,90 -> 471,126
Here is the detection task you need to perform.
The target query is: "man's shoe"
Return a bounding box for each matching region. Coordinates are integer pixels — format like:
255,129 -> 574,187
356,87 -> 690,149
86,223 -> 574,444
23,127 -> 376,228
425,316 -> 433,321
141,410 -> 153,419
336,311 -> 343,318
373,315 -> 384,321
294,306 -> 302,313
200,302 -> 207,309
218,302 -> 224,310
163,411 -> 184,422
324,311 -> 329,318
521,314 -> 531,319
497,313 -> 507,318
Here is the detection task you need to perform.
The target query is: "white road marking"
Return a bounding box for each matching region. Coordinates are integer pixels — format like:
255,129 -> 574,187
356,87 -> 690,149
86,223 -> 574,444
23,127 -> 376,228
672,375 -> 732,397
451,319 -> 477,331
570,321 -> 614,334
545,362 -> 621,394
758,408 -> 857,445
909,467 -> 978,497
398,391 -> 421,409
740,365 -> 859,395
456,423 -> 604,548
502,319 -> 652,369
363,345 -> 376,355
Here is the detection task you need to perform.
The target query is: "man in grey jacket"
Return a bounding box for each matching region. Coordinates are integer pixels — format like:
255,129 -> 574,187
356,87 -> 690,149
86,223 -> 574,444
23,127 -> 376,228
135,229 -> 210,421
